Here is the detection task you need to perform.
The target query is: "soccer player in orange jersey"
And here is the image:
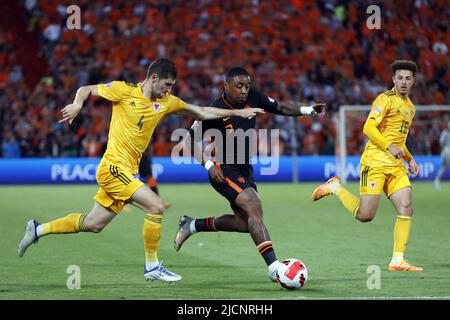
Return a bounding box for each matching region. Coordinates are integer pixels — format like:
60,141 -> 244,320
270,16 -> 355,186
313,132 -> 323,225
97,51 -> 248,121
18,58 -> 263,283
311,60 -> 423,272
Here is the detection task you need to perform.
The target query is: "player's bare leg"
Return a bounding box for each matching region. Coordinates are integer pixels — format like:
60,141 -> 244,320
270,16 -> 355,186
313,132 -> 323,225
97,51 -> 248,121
354,195 -> 381,222
18,202 -> 116,257
388,187 -> 422,271
131,185 -> 182,282
174,188 -> 280,281
234,188 -> 280,282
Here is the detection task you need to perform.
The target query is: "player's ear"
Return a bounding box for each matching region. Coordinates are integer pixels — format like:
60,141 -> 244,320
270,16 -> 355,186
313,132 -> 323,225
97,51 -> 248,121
150,74 -> 159,83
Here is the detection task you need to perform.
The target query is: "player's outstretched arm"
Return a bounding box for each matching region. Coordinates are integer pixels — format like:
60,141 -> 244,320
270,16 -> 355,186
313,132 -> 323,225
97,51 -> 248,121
177,104 -> 265,120
276,102 -> 326,117
59,85 -> 99,124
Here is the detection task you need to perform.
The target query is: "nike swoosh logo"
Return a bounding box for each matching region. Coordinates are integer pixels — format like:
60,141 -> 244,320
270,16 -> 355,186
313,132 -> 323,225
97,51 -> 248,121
223,117 -> 230,121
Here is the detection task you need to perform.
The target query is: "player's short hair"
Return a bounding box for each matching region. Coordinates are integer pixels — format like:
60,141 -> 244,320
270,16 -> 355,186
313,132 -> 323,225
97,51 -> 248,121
225,67 -> 250,83
391,60 -> 417,75
147,58 -> 178,80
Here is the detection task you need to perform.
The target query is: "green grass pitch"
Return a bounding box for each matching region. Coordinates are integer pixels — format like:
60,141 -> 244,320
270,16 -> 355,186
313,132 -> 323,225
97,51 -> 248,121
1,182 -> 449,300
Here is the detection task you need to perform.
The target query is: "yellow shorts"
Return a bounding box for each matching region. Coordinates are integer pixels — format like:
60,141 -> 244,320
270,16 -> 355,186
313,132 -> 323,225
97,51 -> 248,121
94,161 -> 143,214
359,165 -> 411,197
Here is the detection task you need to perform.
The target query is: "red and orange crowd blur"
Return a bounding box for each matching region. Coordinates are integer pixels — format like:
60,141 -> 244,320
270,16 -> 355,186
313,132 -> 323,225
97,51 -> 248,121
0,0 -> 448,158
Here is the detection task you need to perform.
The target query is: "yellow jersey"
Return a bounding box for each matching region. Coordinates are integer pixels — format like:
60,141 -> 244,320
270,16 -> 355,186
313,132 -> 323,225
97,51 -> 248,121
360,88 -> 415,167
97,81 -> 187,174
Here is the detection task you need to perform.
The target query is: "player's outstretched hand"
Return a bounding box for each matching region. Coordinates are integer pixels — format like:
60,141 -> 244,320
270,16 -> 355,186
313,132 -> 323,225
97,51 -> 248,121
59,102 -> 82,124
208,166 -> 225,183
236,108 -> 265,119
311,103 -> 326,116
408,159 -> 420,177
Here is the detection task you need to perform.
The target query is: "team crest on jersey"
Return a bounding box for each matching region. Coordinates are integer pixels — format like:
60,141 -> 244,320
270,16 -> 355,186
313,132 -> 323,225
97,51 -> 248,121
152,102 -> 161,112
369,181 -> 376,189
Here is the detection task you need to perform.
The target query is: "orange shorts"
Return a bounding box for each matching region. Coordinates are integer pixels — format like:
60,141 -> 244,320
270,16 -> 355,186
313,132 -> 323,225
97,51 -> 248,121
94,161 -> 143,214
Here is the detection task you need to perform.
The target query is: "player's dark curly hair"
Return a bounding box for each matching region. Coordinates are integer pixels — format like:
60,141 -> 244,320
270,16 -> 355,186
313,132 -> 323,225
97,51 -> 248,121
391,60 -> 417,75
225,67 -> 250,82
147,58 -> 178,80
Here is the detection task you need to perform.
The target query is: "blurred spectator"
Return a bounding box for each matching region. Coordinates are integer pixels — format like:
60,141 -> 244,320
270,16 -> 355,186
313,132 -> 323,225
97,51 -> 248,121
2,131 -> 21,158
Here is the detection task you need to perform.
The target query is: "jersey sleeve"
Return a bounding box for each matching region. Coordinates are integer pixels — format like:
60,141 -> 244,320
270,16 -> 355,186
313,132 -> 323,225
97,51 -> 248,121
97,81 -> 127,102
167,94 -> 188,113
254,90 -> 279,113
367,94 -> 391,126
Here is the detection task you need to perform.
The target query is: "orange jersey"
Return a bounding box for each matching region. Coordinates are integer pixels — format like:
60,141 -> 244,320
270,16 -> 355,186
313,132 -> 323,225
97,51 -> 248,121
361,88 -> 415,167
97,81 -> 187,174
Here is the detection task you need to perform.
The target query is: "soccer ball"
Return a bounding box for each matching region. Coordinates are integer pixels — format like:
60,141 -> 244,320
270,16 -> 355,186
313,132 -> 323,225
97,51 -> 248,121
276,258 -> 308,289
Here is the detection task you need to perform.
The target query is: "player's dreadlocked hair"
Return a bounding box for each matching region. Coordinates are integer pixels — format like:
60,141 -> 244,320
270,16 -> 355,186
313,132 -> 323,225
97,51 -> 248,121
391,60 -> 417,75
147,58 -> 178,80
225,67 -> 250,83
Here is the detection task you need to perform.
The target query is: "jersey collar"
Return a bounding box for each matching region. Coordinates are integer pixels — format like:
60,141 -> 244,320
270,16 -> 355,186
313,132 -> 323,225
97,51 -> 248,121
222,92 -> 246,109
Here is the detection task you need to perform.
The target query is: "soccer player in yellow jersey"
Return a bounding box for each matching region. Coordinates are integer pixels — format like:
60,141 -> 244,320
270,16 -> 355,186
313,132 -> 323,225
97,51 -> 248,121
17,58 -> 263,282
311,60 -> 423,272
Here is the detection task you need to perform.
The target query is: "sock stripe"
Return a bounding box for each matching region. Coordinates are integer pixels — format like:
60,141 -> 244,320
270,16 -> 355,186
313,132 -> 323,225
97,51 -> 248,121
259,245 -> 273,254
207,217 -> 216,231
145,214 -> 163,224
397,215 -> 412,220
257,241 -> 272,250
352,206 -> 360,218
257,241 -> 273,254
78,213 -> 87,232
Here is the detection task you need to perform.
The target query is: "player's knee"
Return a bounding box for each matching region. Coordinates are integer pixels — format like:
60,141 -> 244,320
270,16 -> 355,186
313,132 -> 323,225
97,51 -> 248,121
357,215 -> 374,223
147,200 -> 165,215
83,221 -> 105,233
235,217 -> 249,232
356,207 -> 376,223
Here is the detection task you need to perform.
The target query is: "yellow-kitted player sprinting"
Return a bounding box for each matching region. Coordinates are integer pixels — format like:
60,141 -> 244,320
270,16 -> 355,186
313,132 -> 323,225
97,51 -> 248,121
311,60 -> 423,272
17,58 -> 263,283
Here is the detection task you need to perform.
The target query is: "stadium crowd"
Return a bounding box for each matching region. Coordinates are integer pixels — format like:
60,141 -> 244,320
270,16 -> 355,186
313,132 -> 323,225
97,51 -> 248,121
0,0 -> 449,158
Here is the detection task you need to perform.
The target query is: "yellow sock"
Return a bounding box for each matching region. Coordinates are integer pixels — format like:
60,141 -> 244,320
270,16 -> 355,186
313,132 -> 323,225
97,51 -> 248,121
334,185 -> 360,218
392,215 -> 412,260
41,213 -> 86,236
143,213 -> 163,262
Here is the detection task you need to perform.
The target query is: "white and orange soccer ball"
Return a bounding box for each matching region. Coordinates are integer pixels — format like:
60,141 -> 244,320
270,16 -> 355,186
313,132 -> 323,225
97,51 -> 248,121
276,258 -> 308,289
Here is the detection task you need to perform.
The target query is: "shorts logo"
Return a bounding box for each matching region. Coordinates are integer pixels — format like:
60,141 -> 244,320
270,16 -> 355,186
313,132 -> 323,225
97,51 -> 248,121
104,82 -> 112,88
369,181 -> 377,189
237,177 -> 245,184
152,102 -> 161,112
